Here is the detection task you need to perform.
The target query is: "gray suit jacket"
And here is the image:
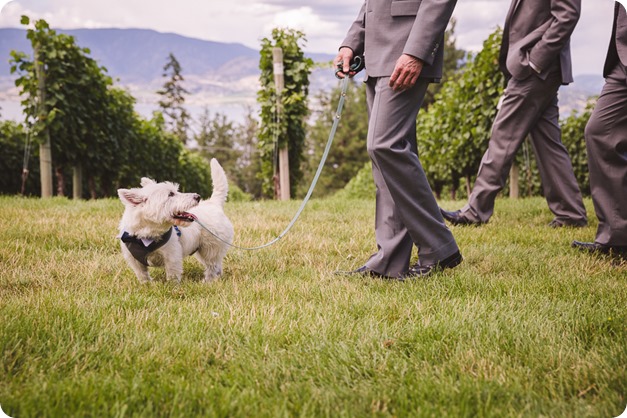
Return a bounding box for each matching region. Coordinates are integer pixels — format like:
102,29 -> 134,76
500,0 -> 581,84
341,0 -> 457,81
604,2 -> 627,77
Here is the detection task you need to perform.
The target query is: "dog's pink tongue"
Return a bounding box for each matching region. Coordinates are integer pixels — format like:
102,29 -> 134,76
174,212 -> 196,222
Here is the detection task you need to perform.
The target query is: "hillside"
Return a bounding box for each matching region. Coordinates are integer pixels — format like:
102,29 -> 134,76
0,27 -> 601,121
0,27 -> 335,111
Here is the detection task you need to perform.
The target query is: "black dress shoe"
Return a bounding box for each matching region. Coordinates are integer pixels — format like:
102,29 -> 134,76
335,265 -> 388,278
400,251 -> 463,280
572,241 -> 627,257
549,218 -> 587,228
439,208 -> 483,226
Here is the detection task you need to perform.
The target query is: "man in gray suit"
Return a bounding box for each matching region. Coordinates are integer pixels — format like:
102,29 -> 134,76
573,2 -> 627,258
335,0 -> 462,279
440,0 -> 588,228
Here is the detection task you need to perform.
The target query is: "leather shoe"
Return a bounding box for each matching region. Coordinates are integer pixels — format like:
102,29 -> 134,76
440,208 -> 483,226
549,218 -> 587,228
572,241 -> 627,257
400,251 -> 463,280
335,265 -> 388,278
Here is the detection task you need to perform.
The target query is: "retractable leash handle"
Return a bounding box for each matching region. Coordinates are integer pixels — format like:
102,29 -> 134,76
192,62 -> 364,251
334,55 -> 365,79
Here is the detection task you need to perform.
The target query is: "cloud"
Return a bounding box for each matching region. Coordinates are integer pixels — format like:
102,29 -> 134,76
452,1 -> 508,51
0,0 -> 13,13
571,0 -> 615,75
265,6 -> 343,51
0,0 -> 618,75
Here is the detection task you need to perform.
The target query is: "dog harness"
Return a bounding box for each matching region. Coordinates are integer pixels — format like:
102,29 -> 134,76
120,227 -> 181,266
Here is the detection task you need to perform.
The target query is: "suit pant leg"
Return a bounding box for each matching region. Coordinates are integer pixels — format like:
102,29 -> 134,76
364,76 -> 459,277
584,62 -> 627,245
527,94 -> 588,224
462,70 -> 564,222
368,150 -> 415,276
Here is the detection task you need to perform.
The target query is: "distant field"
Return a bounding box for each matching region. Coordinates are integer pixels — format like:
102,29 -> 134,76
0,196 -> 625,417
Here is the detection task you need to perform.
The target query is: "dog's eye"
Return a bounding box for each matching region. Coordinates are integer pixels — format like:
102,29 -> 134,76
168,192 -> 175,197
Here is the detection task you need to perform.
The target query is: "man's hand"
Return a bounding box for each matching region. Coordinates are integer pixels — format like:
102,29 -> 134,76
389,54 -> 423,91
335,47 -> 355,79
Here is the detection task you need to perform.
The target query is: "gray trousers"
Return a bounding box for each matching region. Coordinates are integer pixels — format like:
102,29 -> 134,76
364,76 -> 459,277
462,64 -> 587,224
585,62 -> 627,246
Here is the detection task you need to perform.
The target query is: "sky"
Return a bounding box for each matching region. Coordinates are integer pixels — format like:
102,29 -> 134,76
0,0 -> 621,76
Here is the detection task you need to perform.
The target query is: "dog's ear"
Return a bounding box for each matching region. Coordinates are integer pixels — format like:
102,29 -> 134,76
140,177 -> 156,187
117,188 -> 145,206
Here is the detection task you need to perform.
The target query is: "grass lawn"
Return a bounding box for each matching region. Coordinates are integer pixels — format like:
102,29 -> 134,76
0,195 -> 625,417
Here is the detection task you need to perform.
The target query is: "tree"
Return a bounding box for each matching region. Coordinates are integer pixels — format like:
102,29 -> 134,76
423,18 -> 466,110
194,108 -> 241,196
304,80 -> 369,197
505,101 -> 594,198
557,99 -> 594,195
0,120 -> 40,196
194,107 -> 262,199
258,28 -> 313,198
417,27 -> 505,199
157,53 -> 191,144
195,109 -> 241,169
84,87 -> 138,198
416,26 -> 592,201
234,107 -> 263,198
6,17 -> 218,199
10,16 -> 134,198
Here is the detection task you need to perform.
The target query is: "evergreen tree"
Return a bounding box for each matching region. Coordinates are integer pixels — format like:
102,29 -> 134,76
157,53 -> 191,144
234,107 -> 263,198
195,109 -> 241,170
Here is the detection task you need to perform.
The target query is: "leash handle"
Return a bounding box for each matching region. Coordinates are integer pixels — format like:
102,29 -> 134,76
335,55 -> 365,79
193,77 -> 352,251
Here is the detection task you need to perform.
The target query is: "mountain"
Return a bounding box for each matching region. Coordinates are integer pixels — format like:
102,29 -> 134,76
0,27 -> 336,108
0,28 -> 259,80
0,27 -> 602,119
559,74 -> 604,117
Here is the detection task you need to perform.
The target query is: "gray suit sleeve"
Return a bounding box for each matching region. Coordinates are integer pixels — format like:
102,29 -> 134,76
341,2 -> 366,56
404,0 -> 457,65
528,0 -> 581,71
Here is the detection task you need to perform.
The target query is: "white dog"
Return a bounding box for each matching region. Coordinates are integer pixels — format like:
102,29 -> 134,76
117,158 -> 234,283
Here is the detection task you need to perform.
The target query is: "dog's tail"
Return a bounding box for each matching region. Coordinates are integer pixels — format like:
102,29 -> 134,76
209,158 -> 229,206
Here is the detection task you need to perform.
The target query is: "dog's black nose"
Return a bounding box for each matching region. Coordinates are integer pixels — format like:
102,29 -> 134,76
194,194 -> 201,202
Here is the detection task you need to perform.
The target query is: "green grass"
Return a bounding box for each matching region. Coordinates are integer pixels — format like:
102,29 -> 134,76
0,195 -> 625,418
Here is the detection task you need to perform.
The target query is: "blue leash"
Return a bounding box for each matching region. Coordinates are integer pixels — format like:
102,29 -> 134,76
193,76 -> 352,251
